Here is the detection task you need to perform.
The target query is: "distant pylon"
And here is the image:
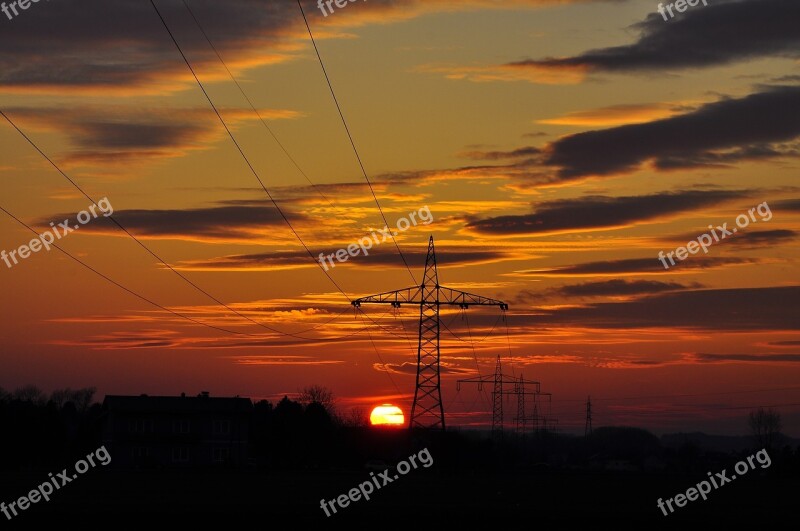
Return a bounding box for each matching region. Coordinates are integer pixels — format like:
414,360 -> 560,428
492,355 -> 503,436
458,359 -> 541,437
516,374 -> 525,434
585,395 -> 593,436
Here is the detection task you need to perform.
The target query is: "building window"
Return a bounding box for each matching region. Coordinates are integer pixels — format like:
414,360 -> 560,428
129,419 -> 154,433
213,447 -> 230,463
132,447 -> 151,459
172,419 -> 190,434
213,420 -> 231,436
172,447 -> 190,463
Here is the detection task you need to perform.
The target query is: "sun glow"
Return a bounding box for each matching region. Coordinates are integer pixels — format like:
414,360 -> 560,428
369,404 -> 405,427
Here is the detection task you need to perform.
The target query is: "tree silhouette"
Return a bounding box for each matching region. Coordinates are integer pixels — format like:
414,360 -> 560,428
749,407 -> 782,450
342,406 -> 370,427
297,384 -> 336,414
13,384 -> 46,405
50,387 -> 97,412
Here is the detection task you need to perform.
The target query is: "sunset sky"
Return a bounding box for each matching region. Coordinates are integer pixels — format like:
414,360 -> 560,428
1,0 -> 798,436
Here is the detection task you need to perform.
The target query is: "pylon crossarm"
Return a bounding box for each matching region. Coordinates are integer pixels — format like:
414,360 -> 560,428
438,286 -> 509,309
351,286 -> 422,307
352,286 -> 508,310
456,376 -> 494,384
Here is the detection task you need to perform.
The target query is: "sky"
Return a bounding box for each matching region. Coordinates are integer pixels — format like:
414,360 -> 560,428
1,0 -> 799,436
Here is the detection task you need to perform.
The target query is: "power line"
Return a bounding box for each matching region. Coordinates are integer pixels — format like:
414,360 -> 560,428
463,310 -> 491,413
179,0 -> 337,211
503,314 -> 516,378
178,0 -> 422,351
0,205 -> 259,337
0,109 -> 337,341
150,0 -> 354,301
150,1 -> 415,347
440,311 -> 504,344
362,316 -> 404,396
152,0 -> 419,333
711,401 -> 800,410
549,386 -> 800,403
295,0 -> 418,285
1,203 -> 410,343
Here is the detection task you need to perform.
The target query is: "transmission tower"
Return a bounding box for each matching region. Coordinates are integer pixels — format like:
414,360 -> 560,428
517,390 -> 557,433
492,355 -> 503,435
352,236 -> 508,430
516,374 -> 526,434
585,395 -> 593,436
458,355 -> 541,437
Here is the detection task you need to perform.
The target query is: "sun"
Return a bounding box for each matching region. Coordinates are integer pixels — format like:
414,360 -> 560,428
369,404 -> 405,427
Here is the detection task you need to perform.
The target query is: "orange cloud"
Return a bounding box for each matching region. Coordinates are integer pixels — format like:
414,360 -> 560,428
416,62 -> 587,85
537,103 -> 690,126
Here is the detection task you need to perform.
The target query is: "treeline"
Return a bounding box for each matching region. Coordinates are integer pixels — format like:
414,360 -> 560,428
5,384 -> 797,475
0,384 -> 379,472
0,385 -> 103,472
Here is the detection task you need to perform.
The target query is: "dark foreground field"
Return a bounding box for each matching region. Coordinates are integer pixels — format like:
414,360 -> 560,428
1,467 -> 796,526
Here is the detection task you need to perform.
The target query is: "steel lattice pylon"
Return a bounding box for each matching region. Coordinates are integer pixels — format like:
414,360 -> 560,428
492,355 -> 503,435
352,236 -> 508,430
411,236 -> 444,429
458,357 -> 542,437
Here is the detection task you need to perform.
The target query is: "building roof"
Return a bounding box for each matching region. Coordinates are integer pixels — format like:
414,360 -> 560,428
103,394 -> 253,413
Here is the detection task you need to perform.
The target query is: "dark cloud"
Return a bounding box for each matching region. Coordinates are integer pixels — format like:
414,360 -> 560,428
554,279 -> 693,298
72,121 -> 204,150
543,86 -> 800,178
774,199 -> 800,211
522,131 -> 549,138
40,204 -> 298,241
720,229 -> 796,248
533,286 -> 800,331
522,257 -> 756,276
460,146 -> 541,161
374,361 -> 473,375
3,106 -> 297,165
695,353 -> 800,363
510,0 -> 800,74
663,229 -> 795,249
467,190 -> 744,235
181,248 -> 512,270
83,333 -> 180,350
768,341 -> 800,346
0,0 -> 615,93
653,144 -> 799,170
0,0 -> 297,92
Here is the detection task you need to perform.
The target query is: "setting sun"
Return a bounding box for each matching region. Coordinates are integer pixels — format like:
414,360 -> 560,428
369,404 -> 405,427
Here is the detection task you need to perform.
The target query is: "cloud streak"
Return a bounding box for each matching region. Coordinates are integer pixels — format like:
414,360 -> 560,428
40,203 -> 302,242
510,0 -> 800,75
467,190 -> 744,235
543,86 -> 800,178
516,257 -> 756,276
553,279 -> 692,298
533,286 -> 800,331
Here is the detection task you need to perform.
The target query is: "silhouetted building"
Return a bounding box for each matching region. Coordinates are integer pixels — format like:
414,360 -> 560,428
101,392 -> 252,469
